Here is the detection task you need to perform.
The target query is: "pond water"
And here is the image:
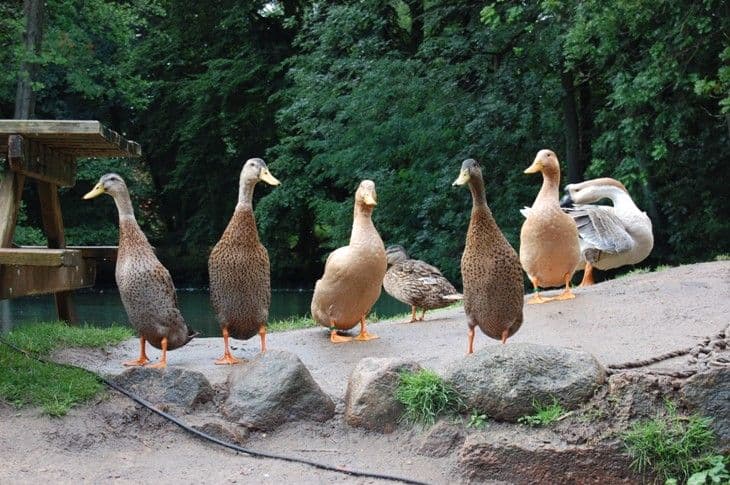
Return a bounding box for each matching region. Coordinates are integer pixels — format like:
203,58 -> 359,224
0,289 -> 408,337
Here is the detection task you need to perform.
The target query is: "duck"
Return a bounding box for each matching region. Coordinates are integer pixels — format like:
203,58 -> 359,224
519,149 -> 581,304
382,245 -> 462,323
311,180 -> 387,343
560,177 -> 654,286
453,159 -> 524,353
208,158 -> 280,365
83,174 -> 196,368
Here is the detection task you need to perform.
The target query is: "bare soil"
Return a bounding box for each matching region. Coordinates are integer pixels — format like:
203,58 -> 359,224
1,261 -> 728,484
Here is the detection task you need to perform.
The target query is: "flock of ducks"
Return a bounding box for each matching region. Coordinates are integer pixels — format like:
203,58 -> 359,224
83,149 -> 653,366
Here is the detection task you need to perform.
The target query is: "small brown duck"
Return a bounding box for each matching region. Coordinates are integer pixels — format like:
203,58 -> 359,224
208,158 -> 280,365
84,174 -> 196,368
311,180 -> 387,343
520,149 -> 581,303
453,159 -> 524,353
383,245 -> 462,323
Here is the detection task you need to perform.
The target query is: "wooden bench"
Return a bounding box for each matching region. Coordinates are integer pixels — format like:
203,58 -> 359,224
0,120 -> 139,322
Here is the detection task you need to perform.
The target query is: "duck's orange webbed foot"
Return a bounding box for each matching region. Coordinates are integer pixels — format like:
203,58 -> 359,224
123,336 -> 150,366
407,306 -> 418,323
330,328 -> 353,343
527,276 -> 553,304
579,262 -> 595,287
215,327 -> 241,365
467,327 -> 475,354
554,273 -> 577,301
146,337 -> 168,369
355,316 -> 379,341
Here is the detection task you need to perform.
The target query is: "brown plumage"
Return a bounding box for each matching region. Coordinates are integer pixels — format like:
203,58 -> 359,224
383,245 -> 462,322
208,158 -> 280,364
83,173 -> 196,368
520,149 -> 581,303
453,159 -> 524,354
311,180 -> 387,343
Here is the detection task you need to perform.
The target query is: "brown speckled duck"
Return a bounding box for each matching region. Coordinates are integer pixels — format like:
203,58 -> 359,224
383,245 -> 462,323
84,174 -> 196,368
311,180 -> 387,343
453,159 -> 524,353
520,149 -> 581,303
208,158 -> 280,365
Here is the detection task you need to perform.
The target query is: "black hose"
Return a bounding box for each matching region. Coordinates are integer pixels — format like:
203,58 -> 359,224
0,337 -> 431,485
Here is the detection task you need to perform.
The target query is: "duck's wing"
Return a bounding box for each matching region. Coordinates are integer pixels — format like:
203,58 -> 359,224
566,205 -> 634,254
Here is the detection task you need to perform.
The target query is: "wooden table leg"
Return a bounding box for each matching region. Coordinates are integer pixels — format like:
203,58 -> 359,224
0,170 -> 25,248
37,180 -> 76,323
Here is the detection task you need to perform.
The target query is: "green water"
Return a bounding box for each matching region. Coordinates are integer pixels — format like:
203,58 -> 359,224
0,289 -> 408,337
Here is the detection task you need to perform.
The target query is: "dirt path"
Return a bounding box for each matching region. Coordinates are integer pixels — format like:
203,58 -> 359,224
1,261 -> 728,484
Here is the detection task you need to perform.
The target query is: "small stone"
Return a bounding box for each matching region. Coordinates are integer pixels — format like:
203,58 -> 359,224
111,367 -> 214,411
417,420 -> 465,457
681,367 -> 729,453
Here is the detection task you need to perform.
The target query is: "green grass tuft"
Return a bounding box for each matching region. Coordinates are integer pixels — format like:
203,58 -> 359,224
467,409 -> 489,429
623,402 -> 719,483
714,254 -> 730,261
0,322 -> 133,416
396,369 -> 464,426
268,315 -> 317,332
4,321 -> 133,355
518,398 -> 566,427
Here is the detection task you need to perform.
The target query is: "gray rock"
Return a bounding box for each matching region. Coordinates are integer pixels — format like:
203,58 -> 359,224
222,350 -> 334,430
445,343 -> 605,422
111,367 -> 214,411
344,357 -> 421,433
681,367 -> 729,452
458,427 -> 638,484
417,420 -> 465,457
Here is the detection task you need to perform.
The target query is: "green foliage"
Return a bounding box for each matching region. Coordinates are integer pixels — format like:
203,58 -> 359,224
4,321 -> 133,355
682,455 -> 729,485
518,398 -> 566,427
396,369 -> 464,426
623,402 -> 718,483
267,315 -> 316,333
0,322 -> 132,416
467,409 -> 488,429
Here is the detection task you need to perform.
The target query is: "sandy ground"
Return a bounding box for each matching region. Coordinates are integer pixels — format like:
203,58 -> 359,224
1,261 -> 728,484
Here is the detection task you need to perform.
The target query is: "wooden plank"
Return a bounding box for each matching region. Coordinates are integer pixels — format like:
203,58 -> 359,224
0,248 -> 83,267
7,135 -> 77,186
0,120 -> 141,158
20,245 -> 118,261
0,259 -> 96,299
0,171 -> 25,247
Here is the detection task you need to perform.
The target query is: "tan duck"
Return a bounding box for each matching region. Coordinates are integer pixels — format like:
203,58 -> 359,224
208,158 -> 280,365
520,149 -> 581,304
84,174 -> 196,368
561,177 -> 654,286
311,180 -> 387,343
383,245 -> 462,322
453,159 -> 524,353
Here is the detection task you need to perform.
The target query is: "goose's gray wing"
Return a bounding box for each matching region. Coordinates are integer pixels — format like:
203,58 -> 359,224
566,205 -> 634,254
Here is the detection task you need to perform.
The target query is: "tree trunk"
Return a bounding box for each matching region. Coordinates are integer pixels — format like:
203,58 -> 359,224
560,68 -> 583,184
578,80 -> 593,180
14,0 -> 44,119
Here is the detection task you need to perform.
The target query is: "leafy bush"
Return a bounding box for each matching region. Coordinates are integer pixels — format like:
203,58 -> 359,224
396,369 -> 464,426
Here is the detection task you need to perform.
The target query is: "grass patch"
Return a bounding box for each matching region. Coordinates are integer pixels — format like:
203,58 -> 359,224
268,315 -> 317,332
467,409 -> 489,429
396,369 -> 464,426
0,322 -> 133,416
623,401 -> 720,483
518,398 -> 566,427
714,254 -> 730,261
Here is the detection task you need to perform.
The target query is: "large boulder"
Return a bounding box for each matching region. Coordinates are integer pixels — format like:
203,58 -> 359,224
111,367 -> 214,411
344,357 -> 421,433
445,343 -> 605,421
681,367 -> 729,452
222,350 -> 334,430
458,427 -> 638,484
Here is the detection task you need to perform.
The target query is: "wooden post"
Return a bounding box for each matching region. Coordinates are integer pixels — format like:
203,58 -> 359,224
0,171 -> 25,248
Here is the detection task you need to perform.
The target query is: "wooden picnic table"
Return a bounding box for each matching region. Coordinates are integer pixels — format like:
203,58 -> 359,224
0,120 -> 141,322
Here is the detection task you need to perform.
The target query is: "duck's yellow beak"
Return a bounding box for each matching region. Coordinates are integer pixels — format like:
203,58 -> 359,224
83,183 -> 105,199
362,192 -> 377,206
452,170 -> 470,186
259,168 -> 280,186
524,160 -> 542,174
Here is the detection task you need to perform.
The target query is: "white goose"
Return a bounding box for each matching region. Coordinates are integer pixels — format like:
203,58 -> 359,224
561,177 -> 654,286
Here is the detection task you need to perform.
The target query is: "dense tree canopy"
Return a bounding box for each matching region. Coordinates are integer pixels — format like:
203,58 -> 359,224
2,0 -> 728,286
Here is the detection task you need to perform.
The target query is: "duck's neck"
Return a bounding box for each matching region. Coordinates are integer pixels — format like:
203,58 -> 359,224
468,176 -> 487,212
534,168 -> 560,208
607,188 -> 641,214
350,202 -> 377,245
237,179 -> 257,210
468,177 -> 499,234
112,190 -> 137,223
